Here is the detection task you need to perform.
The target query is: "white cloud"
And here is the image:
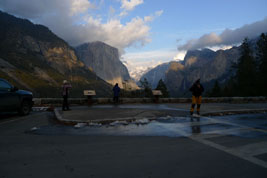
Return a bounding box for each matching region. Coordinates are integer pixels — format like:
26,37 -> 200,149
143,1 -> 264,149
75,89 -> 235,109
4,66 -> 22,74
119,11 -> 128,17
207,45 -> 233,52
155,10 -> 163,17
119,0 -> 144,17
179,18 -> 267,51
0,0 -> 163,53
70,0 -> 94,16
144,10 -> 163,22
120,0 -> 144,11
173,51 -> 186,61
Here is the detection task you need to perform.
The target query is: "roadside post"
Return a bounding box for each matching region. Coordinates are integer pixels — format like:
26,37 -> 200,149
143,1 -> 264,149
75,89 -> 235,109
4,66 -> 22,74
83,90 -> 96,105
152,90 -> 162,103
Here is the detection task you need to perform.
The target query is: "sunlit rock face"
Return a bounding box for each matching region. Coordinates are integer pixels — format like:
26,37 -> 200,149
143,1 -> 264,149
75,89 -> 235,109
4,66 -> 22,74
140,47 -> 240,97
0,11 -> 111,97
76,41 -> 138,89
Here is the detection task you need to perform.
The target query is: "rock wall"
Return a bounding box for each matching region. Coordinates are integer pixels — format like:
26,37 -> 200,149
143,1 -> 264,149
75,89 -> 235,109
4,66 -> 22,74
140,47 -> 241,97
76,41 -> 138,89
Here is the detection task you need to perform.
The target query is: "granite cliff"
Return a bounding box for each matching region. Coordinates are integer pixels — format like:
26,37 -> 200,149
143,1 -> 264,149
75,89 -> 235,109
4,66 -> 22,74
76,42 -> 138,89
140,47 -> 240,96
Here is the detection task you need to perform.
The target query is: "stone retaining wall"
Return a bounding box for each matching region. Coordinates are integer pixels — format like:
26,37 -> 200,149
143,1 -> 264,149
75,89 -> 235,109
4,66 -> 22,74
33,97 -> 267,106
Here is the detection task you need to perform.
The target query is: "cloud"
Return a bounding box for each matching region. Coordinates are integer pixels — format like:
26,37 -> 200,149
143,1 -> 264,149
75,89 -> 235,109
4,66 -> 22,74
0,0 -> 162,53
173,51 -> 186,61
120,0 -> 143,11
178,18 -> 267,51
70,0 -> 94,16
144,10 -> 163,22
119,0 -> 144,17
122,48 -> 185,79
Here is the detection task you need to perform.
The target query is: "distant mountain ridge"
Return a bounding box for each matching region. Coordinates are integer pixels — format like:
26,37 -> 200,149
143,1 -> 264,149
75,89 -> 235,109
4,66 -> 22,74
140,47 -> 241,96
140,62 -> 171,88
0,11 -> 112,97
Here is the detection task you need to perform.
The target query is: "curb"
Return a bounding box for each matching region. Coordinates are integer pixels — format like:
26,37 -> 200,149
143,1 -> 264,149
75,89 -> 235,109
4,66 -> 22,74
53,108 -> 156,125
35,97 -> 267,106
54,108 -> 267,125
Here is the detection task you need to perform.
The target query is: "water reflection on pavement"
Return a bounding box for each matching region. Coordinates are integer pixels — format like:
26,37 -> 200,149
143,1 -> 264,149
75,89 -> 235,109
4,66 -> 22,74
30,113 -> 267,138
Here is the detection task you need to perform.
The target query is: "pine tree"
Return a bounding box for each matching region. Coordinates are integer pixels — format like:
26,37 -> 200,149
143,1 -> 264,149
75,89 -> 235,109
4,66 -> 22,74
256,33 -> 267,96
140,78 -> 152,97
156,79 -> 169,98
210,80 -> 221,97
222,78 -> 236,97
235,38 -> 258,96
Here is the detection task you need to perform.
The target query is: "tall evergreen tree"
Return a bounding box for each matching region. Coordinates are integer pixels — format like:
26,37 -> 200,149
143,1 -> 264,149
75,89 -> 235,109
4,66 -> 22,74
156,79 -> 169,97
209,80 -> 221,97
256,33 -> 267,96
235,38 -> 258,96
222,78 -> 236,97
140,78 -> 153,97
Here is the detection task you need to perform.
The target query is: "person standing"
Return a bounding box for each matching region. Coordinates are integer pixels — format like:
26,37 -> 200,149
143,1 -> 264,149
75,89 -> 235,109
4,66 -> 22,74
62,80 -> 72,111
113,83 -> 120,104
189,79 -> 204,115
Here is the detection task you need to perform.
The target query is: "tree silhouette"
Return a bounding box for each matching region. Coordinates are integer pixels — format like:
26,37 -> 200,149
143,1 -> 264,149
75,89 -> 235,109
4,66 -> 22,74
209,80 -> 221,97
156,79 -> 169,97
140,78 -> 152,97
234,38 -> 258,96
256,33 -> 267,96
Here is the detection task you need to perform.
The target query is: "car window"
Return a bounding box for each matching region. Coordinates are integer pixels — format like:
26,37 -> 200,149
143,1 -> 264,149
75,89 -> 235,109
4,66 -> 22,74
0,80 -> 12,91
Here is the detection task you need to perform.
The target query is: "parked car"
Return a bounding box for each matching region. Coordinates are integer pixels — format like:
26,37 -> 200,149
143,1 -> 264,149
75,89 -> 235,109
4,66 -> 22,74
0,78 -> 33,115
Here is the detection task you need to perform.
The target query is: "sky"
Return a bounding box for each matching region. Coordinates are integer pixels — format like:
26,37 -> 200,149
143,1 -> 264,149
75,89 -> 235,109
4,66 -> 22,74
0,0 -> 267,79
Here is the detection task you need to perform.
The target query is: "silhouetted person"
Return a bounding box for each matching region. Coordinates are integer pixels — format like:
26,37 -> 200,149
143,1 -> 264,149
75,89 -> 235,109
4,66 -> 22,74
113,83 -> 120,104
62,80 -> 72,111
189,79 -> 204,115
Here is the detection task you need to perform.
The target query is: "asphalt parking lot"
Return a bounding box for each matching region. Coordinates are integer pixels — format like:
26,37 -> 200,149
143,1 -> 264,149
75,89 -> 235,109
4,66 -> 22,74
1,104 -> 267,178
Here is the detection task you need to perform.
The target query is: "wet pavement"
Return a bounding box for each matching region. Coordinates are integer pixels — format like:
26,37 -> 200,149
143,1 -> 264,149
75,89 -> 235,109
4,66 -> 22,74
1,109 -> 267,177
33,113 -> 267,138
29,111 -> 267,169
55,103 -> 267,124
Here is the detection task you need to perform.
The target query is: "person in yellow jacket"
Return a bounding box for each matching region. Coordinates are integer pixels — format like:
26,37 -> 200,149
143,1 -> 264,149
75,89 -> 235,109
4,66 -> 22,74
189,79 -> 204,115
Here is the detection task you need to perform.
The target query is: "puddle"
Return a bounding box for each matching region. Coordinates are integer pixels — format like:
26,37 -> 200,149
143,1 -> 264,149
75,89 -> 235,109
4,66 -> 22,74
28,113 -> 267,138
29,114 -> 267,137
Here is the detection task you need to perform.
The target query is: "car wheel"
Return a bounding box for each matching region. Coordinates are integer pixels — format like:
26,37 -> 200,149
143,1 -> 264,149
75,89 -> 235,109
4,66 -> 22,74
19,100 -> 31,115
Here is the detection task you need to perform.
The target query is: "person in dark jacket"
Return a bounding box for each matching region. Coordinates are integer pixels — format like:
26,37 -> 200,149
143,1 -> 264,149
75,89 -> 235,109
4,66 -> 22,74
62,80 -> 72,111
113,83 -> 120,104
189,79 -> 204,115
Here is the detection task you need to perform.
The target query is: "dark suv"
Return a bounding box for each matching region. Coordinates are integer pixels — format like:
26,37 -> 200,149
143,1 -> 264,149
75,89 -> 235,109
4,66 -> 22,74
0,78 -> 33,115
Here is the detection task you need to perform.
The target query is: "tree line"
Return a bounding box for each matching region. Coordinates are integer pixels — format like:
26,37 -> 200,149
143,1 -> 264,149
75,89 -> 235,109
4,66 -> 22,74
136,78 -> 169,98
209,33 -> 267,97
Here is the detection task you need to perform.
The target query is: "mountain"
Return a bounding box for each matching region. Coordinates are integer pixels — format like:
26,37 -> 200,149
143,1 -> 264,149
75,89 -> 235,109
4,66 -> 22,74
0,11 -> 112,97
75,42 -> 138,90
167,47 -> 240,96
182,48 -> 216,67
140,62 -> 171,88
140,47 -> 241,96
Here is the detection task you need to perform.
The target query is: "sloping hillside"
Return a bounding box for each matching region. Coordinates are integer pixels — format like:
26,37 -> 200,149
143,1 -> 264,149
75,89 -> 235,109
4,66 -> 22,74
0,11 -> 112,97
